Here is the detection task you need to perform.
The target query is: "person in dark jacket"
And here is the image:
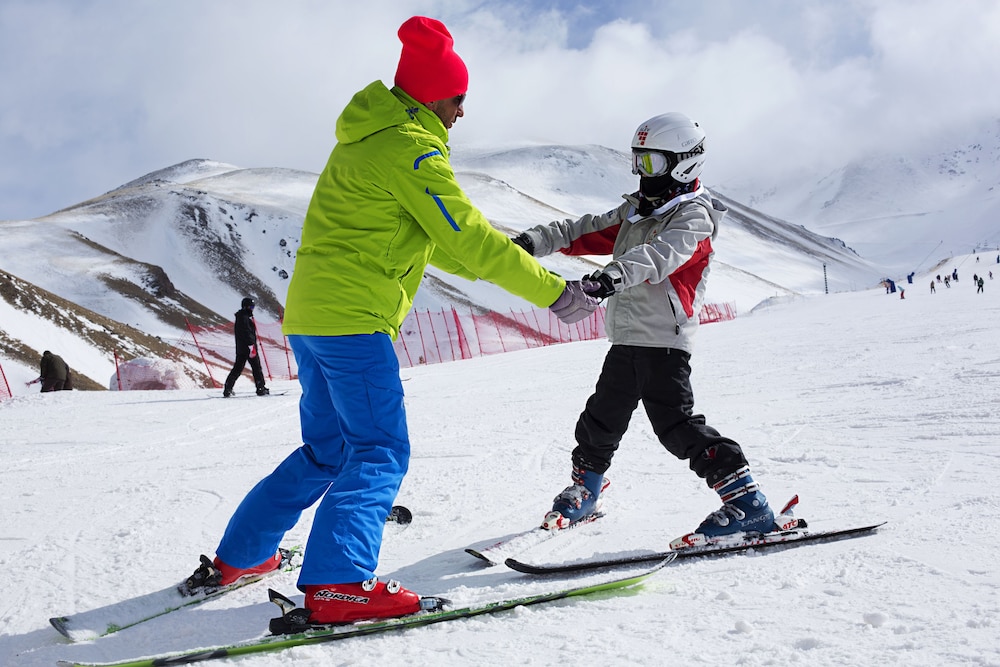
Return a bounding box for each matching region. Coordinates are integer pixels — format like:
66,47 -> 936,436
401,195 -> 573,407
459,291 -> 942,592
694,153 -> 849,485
222,297 -> 269,397
37,350 -> 71,392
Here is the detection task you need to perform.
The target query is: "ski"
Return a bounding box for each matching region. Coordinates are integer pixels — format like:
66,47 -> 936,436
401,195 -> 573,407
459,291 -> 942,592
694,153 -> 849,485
49,547 -> 302,642
465,511 -> 603,565
55,558 -> 673,667
214,390 -> 291,399
505,522 -> 885,575
50,507 -> 412,641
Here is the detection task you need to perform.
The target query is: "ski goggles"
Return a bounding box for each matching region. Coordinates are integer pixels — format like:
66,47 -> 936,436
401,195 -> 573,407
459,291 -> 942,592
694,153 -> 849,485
631,145 -> 704,177
631,150 -> 672,177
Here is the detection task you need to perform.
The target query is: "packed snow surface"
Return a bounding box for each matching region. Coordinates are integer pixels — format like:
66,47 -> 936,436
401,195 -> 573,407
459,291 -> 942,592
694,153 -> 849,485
2,256 -> 999,666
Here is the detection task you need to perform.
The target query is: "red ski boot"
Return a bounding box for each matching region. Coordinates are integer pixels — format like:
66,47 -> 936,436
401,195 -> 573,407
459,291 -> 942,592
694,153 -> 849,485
212,552 -> 283,586
303,577 -> 422,624
181,550 -> 285,595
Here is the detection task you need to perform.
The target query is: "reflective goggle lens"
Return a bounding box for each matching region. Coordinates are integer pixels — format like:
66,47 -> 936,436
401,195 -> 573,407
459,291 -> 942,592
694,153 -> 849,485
632,151 -> 670,177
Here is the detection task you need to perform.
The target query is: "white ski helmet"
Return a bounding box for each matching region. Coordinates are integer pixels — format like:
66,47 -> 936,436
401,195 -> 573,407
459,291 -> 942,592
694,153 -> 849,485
630,112 -> 707,183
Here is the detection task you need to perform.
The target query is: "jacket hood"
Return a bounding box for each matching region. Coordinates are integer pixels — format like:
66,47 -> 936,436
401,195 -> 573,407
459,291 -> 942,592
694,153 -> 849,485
335,80 -> 448,147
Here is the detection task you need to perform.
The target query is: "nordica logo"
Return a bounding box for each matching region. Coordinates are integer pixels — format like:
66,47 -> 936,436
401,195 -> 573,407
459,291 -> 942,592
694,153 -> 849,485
313,590 -> 371,605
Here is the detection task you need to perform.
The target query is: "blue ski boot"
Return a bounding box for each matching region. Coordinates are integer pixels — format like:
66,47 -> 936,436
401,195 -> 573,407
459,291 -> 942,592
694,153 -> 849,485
541,465 -> 609,530
671,466 -> 775,549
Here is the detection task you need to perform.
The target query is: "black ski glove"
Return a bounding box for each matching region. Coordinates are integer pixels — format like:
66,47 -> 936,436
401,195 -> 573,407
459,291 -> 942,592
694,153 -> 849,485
581,271 -> 620,300
511,233 -> 535,256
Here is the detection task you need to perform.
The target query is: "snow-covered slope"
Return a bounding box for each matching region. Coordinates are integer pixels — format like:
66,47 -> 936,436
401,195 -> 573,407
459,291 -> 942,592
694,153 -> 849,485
3,265 -> 998,666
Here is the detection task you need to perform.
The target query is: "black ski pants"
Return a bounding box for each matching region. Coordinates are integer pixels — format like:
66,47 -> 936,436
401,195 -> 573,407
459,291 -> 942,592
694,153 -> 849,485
224,345 -> 267,392
573,345 -> 747,488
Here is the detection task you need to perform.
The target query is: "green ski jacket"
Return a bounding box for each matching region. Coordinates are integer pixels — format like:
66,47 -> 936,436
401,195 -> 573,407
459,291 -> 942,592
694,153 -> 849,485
283,81 -> 565,339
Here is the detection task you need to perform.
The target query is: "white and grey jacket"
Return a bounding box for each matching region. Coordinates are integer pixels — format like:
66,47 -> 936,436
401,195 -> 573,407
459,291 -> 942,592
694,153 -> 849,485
519,185 -> 727,353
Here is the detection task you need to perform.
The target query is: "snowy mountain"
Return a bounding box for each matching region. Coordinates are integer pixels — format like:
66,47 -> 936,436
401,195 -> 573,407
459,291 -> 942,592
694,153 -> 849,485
0,142 -> 934,390
716,117 -> 1000,272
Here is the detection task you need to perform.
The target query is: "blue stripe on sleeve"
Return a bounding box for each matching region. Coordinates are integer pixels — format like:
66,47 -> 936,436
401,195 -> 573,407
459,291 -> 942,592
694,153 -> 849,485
413,150 -> 442,170
426,188 -> 461,231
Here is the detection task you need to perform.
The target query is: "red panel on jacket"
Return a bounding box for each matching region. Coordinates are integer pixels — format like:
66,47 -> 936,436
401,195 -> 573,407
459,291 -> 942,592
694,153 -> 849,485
558,224 -> 621,256
670,237 -> 713,317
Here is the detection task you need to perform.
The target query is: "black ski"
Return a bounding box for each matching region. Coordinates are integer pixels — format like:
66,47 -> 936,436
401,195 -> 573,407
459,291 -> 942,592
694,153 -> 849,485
505,522 -> 885,575
214,390 -> 291,399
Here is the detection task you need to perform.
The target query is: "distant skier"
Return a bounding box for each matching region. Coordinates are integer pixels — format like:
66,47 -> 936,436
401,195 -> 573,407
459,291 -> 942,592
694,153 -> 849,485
512,112 -> 790,549
222,297 -> 269,397
30,350 -> 72,392
978,276 -> 985,293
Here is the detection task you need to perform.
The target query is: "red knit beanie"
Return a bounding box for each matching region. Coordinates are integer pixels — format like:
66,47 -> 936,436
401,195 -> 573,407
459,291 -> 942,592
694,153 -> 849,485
394,16 -> 468,104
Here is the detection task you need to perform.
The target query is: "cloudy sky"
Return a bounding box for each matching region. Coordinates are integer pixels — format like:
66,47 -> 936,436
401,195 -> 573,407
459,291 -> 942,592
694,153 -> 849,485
1,0 -> 997,221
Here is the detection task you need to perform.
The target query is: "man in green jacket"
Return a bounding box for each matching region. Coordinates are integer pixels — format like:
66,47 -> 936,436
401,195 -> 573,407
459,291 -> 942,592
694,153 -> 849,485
189,16 -> 598,628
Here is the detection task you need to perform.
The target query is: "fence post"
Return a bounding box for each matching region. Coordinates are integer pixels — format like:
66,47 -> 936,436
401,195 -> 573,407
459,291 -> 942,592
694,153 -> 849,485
256,336 -> 273,381
186,318 -> 218,388
283,335 -> 294,379
451,307 -> 471,360
114,349 -> 123,390
441,308 -> 455,362
427,310 -> 444,364
490,311 -> 507,354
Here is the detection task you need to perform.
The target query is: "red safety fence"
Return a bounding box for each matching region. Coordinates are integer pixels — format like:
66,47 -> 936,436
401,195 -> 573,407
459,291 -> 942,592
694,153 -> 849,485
0,302 -> 737,394
392,305 -> 607,366
174,318 -> 293,388
0,362 -> 12,401
699,302 -> 738,324
175,301 -> 735,384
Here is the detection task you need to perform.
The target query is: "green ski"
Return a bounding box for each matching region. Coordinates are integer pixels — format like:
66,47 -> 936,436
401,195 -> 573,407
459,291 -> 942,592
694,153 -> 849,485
56,556 -> 673,667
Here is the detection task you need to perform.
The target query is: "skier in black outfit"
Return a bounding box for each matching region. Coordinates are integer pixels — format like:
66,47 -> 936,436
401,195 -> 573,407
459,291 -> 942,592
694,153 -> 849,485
223,297 -> 269,397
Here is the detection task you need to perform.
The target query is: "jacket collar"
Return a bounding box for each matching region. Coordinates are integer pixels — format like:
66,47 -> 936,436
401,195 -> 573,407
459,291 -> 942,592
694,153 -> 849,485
625,183 -> 706,223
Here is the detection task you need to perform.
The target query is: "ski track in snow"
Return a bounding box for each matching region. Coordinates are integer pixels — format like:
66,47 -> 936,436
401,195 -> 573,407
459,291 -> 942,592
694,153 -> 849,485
3,263 -> 1000,666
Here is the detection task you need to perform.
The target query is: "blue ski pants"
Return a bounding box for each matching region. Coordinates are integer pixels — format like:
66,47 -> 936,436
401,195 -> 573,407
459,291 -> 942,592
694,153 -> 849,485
215,333 -> 409,587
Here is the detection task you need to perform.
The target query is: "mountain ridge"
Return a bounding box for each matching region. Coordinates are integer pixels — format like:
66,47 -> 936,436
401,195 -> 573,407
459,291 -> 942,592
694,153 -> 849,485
0,144 -> 918,389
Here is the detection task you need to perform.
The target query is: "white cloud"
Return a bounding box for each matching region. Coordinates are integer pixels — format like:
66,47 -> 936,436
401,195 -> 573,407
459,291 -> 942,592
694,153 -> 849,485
1,0 -> 998,220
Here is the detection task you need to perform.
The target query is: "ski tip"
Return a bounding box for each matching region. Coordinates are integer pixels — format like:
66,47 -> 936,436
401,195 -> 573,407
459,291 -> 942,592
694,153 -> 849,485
464,548 -> 499,566
49,617 -> 72,639
49,617 -> 97,643
388,505 -> 413,525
